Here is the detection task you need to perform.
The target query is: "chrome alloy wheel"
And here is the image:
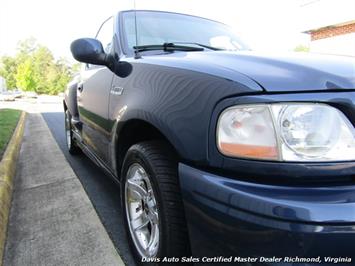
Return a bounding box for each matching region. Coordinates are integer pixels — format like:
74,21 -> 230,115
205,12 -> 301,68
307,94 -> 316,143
125,163 -> 159,258
65,112 -> 71,149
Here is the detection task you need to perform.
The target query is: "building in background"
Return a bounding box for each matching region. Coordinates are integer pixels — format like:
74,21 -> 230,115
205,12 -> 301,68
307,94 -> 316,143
305,20 -> 355,57
300,0 -> 355,56
0,76 -> 6,93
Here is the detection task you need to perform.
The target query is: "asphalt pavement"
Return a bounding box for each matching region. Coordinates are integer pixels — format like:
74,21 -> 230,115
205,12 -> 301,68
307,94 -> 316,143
42,111 -> 136,266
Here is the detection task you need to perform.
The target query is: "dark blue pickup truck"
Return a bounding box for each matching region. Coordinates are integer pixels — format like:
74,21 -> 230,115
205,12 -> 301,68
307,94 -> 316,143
64,10 -> 355,265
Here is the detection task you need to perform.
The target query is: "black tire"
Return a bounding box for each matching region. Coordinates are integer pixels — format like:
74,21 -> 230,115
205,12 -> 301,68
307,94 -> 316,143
121,140 -> 191,265
64,110 -> 81,155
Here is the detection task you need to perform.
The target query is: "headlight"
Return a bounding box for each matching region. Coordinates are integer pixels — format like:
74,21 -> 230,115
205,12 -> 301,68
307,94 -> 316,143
217,103 -> 355,162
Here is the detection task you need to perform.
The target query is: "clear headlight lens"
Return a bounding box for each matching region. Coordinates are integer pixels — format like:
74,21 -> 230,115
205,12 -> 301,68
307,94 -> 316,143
217,103 -> 355,161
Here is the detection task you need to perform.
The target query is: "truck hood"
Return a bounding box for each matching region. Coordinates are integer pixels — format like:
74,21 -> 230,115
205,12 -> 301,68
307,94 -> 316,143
143,51 -> 355,92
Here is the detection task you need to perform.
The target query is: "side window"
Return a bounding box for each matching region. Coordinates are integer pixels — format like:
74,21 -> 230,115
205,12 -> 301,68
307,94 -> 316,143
96,16 -> 114,53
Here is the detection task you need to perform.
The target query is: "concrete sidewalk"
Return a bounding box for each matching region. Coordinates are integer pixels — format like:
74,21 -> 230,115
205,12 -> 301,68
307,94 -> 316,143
3,113 -> 124,266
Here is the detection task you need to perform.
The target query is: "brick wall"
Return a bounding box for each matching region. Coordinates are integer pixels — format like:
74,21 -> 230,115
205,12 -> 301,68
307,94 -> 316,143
311,22 -> 355,41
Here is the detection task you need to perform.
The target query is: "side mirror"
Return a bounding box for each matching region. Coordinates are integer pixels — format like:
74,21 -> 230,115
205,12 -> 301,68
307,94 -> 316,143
70,37 -> 133,78
70,38 -> 108,66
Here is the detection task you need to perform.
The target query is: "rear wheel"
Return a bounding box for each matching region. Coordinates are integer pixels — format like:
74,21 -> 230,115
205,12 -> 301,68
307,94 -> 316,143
64,110 -> 81,155
121,141 -> 190,265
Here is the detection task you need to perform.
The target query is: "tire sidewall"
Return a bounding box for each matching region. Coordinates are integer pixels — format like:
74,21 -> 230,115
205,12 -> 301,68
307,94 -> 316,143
121,148 -> 168,265
65,110 -> 80,154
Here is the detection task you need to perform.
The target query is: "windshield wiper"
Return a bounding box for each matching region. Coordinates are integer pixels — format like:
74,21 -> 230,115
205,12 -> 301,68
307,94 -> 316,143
133,42 -> 204,53
171,42 -> 224,51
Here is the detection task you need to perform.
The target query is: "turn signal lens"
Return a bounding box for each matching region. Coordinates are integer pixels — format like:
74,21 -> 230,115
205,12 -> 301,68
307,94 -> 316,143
217,106 -> 278,160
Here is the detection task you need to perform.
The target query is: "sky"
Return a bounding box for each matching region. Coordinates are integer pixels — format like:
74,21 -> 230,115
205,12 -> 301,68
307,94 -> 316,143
0,0 -> 353,60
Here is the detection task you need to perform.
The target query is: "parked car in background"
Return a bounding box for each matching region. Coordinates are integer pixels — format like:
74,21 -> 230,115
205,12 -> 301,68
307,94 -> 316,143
0,89 -> 23,101
65,10 -> 355,265
0,92 -> 15,102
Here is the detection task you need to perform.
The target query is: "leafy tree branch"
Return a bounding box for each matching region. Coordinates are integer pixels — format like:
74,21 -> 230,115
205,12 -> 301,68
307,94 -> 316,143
0,38 -> 79,95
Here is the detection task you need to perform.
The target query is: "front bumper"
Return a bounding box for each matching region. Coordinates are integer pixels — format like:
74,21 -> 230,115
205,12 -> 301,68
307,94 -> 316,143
179,163 -> 355,265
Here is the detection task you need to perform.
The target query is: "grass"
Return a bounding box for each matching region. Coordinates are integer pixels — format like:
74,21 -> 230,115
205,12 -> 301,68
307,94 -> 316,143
0,109 -> 21,159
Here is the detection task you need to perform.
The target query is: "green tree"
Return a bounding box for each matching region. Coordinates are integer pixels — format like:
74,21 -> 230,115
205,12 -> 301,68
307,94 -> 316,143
32,46 -> 56,94
0,56 -> 18,89
15,59 -> 36,91
52,59 -> 72,94
0,38 -> 75,95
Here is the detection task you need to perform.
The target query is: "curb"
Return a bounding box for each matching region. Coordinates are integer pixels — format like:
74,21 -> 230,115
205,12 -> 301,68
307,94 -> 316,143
0,111 -> 26,265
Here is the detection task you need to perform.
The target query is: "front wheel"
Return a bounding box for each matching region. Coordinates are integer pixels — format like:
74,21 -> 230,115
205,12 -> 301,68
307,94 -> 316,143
64,110 -> 81,155
121,141 -> 191,265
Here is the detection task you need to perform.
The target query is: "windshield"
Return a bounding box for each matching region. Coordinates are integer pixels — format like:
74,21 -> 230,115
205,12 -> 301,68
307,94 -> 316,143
122,11 -> 249,53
